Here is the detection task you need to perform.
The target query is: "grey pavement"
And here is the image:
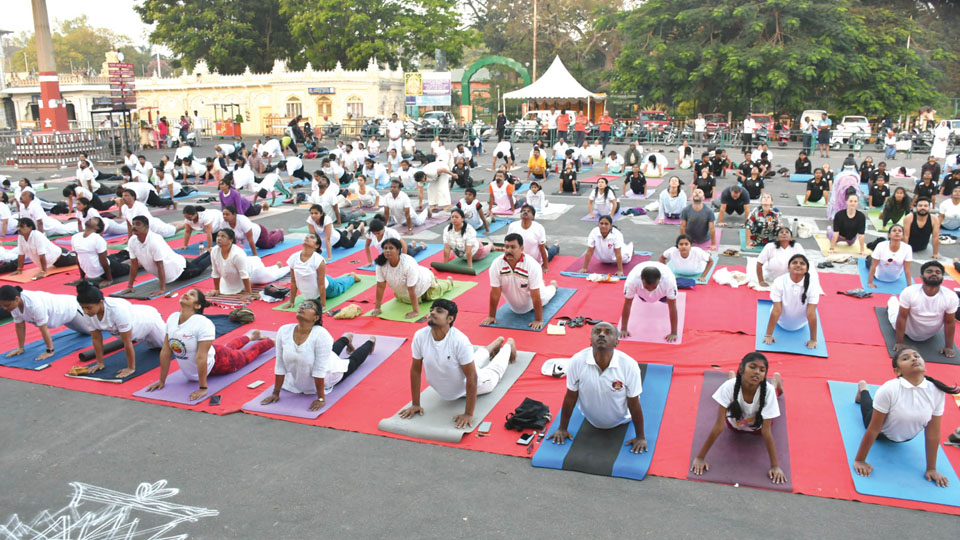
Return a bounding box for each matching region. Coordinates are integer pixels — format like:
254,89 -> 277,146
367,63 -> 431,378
1,139 -> 958,538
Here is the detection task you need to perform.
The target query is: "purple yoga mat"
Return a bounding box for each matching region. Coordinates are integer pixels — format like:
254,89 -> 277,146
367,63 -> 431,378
563,252 -> 652,274
132,332 -> 277,405
621,190 -> 648,200
241,335 -> 406,419
692,228 -> 722,249
55,231 -> 125,247
645,177 -> 665,188
658,215 -> 682,225
687,370 -> 793,491
618,292 -> 686,344
391,214 -> 447,235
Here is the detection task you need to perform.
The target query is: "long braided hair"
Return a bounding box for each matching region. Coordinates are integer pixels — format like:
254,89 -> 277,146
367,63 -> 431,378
892,349 -> 959,394
787,253 -> 811,303
728,352 -> 770,429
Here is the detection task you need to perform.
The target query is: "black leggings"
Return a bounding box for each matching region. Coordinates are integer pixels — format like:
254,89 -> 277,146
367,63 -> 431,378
332,336 -> 374,379
333,226 -> 363,249
180,251 -> 211,281
407,242 -> 425,257
84,252 -> 131,281
858,389 -> 894,441
292,168 -> 310,181
54,252 -> 77,267
90,194 -> 112,211
146,191 -> 174,208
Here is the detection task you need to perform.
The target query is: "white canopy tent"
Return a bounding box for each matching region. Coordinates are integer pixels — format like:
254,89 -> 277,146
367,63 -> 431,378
503,56 -> 605,118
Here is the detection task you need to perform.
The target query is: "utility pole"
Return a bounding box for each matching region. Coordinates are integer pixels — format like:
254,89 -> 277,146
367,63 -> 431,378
31,0 -> 69,131
532,0 -> 537,81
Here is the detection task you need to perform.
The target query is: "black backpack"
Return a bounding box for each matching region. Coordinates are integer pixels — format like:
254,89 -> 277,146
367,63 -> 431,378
504,398 -> 551,431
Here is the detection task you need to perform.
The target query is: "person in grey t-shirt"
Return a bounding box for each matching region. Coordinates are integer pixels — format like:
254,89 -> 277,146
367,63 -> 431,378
680,189 -> 718,250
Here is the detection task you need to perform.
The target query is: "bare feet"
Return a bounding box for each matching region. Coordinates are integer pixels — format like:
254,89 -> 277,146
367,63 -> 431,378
262,202 -> 270,211
248,330 -> 263,341
350,272 -> 360,283
505,337 -> 517,363
487,336 -> 506,358
343,332 -> 355,353
550,280 -> 558,289
357,222 -> 366,235
419,242 -> 427,249
773,372 -> 783,396
727,370 -> 736,379
855,380 -> 868,403
366,335 -> 377,353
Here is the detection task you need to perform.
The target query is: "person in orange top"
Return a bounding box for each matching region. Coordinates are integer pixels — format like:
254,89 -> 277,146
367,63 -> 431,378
556,110 -> 570,143
488,171 -> 517,214
527,148 -> 547,181
574,112 -> 588,147
599,111 -> 614,149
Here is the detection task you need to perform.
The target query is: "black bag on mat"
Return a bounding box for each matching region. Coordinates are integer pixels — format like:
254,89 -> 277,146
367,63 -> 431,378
504,398 -> 551,431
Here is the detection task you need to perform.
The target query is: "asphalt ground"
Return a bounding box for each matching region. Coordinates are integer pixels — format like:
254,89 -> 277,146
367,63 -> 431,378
1,138 -> 958,539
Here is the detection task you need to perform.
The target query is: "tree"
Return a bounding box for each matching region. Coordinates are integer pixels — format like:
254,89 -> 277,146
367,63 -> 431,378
8,16 -> 128,74
135,0 -> 295,74
278,0 -> 473,71
612,0 -> 948,117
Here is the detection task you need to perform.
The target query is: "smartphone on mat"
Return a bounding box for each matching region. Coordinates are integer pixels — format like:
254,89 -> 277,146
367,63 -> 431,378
478,421 -> 492,434
209,395 -> 222,406
517,432 -> 535,445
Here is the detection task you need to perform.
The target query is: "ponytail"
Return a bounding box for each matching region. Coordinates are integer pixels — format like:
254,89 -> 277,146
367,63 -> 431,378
926,376 -> 960,395
801,272 -> 810,304
76,280 -> 104,305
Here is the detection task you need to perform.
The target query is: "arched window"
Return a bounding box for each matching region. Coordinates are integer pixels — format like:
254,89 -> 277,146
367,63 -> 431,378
285,97 -> 302,118
346,96 -> 363,119
316,97 -> 332,118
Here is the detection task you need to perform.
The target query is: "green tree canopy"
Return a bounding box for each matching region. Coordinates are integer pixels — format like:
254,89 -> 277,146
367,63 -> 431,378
8,16 -> 138,74
613,0 -> 949,117
135,0 -> 295,75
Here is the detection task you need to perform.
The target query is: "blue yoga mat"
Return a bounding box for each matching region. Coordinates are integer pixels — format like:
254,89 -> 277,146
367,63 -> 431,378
0,329 -> 91,370
175,238 -> 299,257
478,218 -> 511,237
488,287 -> 576,332
790,173 -> 814,183
828,380 -> 960,507
326,243 -> 367,264
940,227 -> 960,238
532,363 -> 672,480
754,299 -> 828,357
857,257 -> 908,295
68,342 -> 162,382
174,190 -> 204,200
358,243 -> 443,271
674,254 -> 720,285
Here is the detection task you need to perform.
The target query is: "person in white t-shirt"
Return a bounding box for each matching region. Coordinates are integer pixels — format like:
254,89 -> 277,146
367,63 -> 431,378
742,116 -> 757,152
548,323 -> 647,453
867,225 -> 913,287
441,208 -> 493,270
399,299 -> 517,428
0,197 -> 17,236
455,187 -> 491,233
209,229 -> 289,296
604,151 -> 624,174
305,204 -> 364,260
231,158 -> 256,191
260,299 -> 376,411
371,238 -> 454,320
755,227 -> 805,287
938,186 -> 960,230
13,218 -> 77,280
386,148 -> 403,177
134,155 -> 154,183
620,261 -> 679,341
121,216 -> 210,298
853,348 -> 960,487
0,286 -> 91,361
386,113 -> 404,154
363,218 -> 424,266
68,217 -> 130,286
20,191 -> 78,237
347,175 -> 381,209
76,281 -> 165,378
181,205 -> 224,254
762,254 -> 821,349
580,216 -> 634,276
283,234 -> 361,310
415,160 -> 454,209
259,138 -> 283,165
507,205 -> 558,271
145,289 -> 275,401
888,261 -> 958,357
587,178 -> 618,218
660,234 -> 714,281
340,143 -> 361,173
492,138 -> 514,170
361,157 -> 391,189
480,233 -> 558,330
221,205 -> 285,257
118,189 -> 179,239
382,180 -> 431,233
402,133 -> 417,157
367,136 -> 382,157
694,113 -> 706,144
690,352 -> 787,484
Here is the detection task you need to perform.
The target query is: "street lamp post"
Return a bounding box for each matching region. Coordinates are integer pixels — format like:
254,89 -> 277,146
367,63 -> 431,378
0,30 -> 12,93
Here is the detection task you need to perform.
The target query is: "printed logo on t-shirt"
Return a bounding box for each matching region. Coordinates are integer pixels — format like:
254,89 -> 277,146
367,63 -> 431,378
611,380 -> 624,391
169,338 -> 187,359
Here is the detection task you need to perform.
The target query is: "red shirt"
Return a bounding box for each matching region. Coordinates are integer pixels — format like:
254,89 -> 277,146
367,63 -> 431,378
575,115 -> 588,132
557,114 -> 570,131
599,115 -> 613,132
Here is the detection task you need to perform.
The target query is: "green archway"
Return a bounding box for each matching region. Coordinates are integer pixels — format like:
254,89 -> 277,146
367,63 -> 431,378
461,56 -> 532,107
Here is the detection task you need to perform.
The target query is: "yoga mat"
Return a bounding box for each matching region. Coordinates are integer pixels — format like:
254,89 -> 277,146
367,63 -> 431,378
132,335 -> 276,405
619,293 -> 687,345
358,243 -> 443,271
551,186 -> 585,196
368,280 -> 477,322
657,215 -> 682,225
738,229 -> 765,254
755,299 -> 828,357
857,257 -> 908,295
377,350 -> 534,443
532,363 -> 672,481
65,342 -> 162,383
580,213 -> 625,222
674,254 -> 720,285
110,230 -> 185,250
939,227 -> 960,239
273,274 -> 377,313
790,173 -> 814,183
109,271 -> 211,300
796,194 -> 827,207
620,190 -> 648,200
0,329 -> 91,370
491,206 -> 517,217
561,252 -> 653,278
55,230 -> 125,247
813,234 -> 871,257
478,218 -> 511,237
175,237 -> 298,258
0,265 -> 77,283
429,253 -> 496,276
867,210 -> 903,233
691,229 -> 721,249
828,380 -> 960,507
241,335 -> 406,419
874,307 -> 960,366
324,244 -> 367,264
488,287 -> 576,332
580,174 -> 620,184
391,214 -> 447,235
686,370 -> 793,491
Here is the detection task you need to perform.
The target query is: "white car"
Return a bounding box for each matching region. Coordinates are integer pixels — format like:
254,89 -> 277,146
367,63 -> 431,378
836,116 -> 872,138
948,119 -> 960,138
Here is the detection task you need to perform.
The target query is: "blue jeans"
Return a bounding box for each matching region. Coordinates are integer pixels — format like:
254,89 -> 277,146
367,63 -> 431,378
326,274 -> 356,298
546,244 -> 559,262
885,145 -> 896,159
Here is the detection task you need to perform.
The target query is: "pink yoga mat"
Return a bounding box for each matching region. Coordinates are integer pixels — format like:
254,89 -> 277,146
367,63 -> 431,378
133,332 -> 276,405
581,174 -> 620,184
241,335 -> 406,419
391,214 -> 448,235
621,190 -> 648,200
618,292 -> 686,344
658,216 -> 682,225
687,370 -> 793,491
692,228 -> 722,248
646,177 -> 665,188
492,206 -> 518,216
563,252 -> 652,275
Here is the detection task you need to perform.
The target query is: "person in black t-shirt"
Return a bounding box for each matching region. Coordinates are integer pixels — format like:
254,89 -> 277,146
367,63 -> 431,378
740,167 -> 764,200
736,150 -> 756,181
803,168 -> 830,204
858,156 -> 876,183
693,152 -> 710,180
903,197 -> 940,257
710,151 -> 727,178
623,163 -> 646,196
692,166 -> 716,199
914,170 -> 939,206
868,176 -> 890,208
559,161 -> 579,194
939,169 -> 960,197
829,192 -> 866,255
873,161 -> 890,186
795,151 -> 812,174
920,155 -> 941,183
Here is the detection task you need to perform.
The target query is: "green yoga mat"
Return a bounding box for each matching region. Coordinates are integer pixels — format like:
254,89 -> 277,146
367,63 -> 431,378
738,229 -> 764,254
368,280 -> 477,322
429,254 -> 496,276
867,210 -> 903,233
273,274 -> 377,313
795,194 -> 826,207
